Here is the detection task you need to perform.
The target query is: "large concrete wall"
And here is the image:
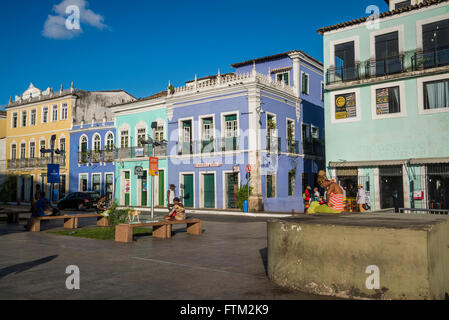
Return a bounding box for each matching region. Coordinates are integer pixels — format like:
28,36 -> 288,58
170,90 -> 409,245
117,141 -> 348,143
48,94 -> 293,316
267,213 -> 449,299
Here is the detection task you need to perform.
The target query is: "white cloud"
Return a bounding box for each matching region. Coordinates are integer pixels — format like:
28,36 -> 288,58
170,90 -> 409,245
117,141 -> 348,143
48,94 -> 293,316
42,0 -> 107,40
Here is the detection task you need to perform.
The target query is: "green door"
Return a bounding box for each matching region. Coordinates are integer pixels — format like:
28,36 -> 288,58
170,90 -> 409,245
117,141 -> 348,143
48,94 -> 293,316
183,174 -> 194,208
141,171 -> 147,207
158,170 -> 165,206
226,173 -> 238,209
267,175 -> 273,198
204,174 -> 215,208
124,171 -> 130,206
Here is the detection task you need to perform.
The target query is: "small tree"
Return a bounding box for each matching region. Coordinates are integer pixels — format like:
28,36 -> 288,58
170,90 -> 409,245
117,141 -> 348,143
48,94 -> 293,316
237,183 -> 253,209
107,203 -> 131,226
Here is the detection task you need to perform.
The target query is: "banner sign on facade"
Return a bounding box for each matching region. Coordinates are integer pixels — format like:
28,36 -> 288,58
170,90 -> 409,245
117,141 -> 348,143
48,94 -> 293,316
335,93 -> 356,119
135,148 -> 145,157
149,157 -> 159,176
47,164 -> 60,184
193,163 -> 222,168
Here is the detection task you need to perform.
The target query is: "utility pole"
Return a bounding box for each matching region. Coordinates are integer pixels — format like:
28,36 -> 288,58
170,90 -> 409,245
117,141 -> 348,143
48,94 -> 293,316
140,121 -> 167,222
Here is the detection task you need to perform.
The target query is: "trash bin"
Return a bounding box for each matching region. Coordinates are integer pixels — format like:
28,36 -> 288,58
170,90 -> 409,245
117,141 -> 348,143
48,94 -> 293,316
243,200 -> 249,213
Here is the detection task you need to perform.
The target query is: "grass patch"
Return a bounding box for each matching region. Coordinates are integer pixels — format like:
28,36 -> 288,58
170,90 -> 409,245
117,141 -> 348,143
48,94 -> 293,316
47,226 -> 152,240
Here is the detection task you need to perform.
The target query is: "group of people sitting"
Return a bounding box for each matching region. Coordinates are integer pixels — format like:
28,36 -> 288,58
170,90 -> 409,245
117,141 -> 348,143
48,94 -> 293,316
31,191 -> 55,217
303,170 -> 346,214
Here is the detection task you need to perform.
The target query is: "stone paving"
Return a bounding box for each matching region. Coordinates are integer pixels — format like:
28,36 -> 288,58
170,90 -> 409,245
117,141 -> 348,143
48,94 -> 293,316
0,214 -> 336,300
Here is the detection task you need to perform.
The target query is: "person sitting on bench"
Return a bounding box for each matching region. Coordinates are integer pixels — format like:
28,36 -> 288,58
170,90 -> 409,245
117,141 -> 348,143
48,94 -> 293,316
34,192 -> 52,217
164,198 -> 186,221
96,195 -> 108,213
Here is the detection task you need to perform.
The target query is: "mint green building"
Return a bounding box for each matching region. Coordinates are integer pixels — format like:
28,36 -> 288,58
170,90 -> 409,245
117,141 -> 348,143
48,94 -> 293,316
319,0 -> 449,210
110,92 -> 169,208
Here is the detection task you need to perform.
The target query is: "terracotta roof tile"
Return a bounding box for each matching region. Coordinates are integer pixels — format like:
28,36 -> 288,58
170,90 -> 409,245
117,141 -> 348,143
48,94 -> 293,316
317,0 -> 449,35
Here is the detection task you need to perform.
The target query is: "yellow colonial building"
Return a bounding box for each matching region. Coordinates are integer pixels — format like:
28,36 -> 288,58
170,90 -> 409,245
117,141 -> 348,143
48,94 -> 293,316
5,83 -> 76,202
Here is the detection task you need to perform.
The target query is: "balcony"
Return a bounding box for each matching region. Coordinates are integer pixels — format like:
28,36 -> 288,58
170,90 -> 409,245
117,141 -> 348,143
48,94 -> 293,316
191,137 -> 241,155
302,139 -> 324,157
178,142 -> 194,156
200,139 -> 215,154
115,145 -> 167,160
220,137 -> 239,152
412,46 -> 449,71
7,156 -> 66,169
365,55 -> 405,78
326,64 -> 360,85
103,151 -> 115,162
327,48 -> 449,87
287,140 -> 300,154
266,137 -> 281,153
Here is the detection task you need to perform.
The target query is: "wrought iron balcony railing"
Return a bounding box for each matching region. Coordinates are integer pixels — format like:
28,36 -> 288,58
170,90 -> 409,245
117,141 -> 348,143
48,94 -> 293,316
412,46 -> 449,71
266,137 -> 282,153
327,48 -> 449,85
191,137 -> 241,155
220,137 -> 240,152
326,64 -> 360,85
287,140 -> 300,154
7,156 -> 65,169
365,55 -> 405,78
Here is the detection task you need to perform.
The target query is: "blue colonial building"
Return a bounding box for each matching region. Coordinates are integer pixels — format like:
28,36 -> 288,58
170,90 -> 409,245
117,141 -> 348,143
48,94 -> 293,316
165,50 -> 325,212
68,90 -> 135,201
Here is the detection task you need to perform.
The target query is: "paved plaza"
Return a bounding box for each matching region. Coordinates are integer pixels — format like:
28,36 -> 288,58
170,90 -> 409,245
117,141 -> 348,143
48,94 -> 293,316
0,214 -> 334,300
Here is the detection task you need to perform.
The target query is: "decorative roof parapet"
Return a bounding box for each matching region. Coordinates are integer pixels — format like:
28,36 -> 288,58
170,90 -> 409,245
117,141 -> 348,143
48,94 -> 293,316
6,86 -> 76,108
169,71 -> 297,97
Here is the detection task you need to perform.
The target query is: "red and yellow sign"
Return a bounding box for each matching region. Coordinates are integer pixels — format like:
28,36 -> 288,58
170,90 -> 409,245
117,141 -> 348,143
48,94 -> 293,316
149,157 -> 159,176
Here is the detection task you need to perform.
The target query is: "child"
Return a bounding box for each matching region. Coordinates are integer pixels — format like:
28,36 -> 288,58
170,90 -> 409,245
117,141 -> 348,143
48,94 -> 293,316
164,197 -> 186,221
319,196 -> 326,205
303,186 -> 312,212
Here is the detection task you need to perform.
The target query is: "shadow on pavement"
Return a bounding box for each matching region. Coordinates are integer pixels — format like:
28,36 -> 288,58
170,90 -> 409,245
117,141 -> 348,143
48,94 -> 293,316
0,255 -> 58,280
259,247 -> 268,276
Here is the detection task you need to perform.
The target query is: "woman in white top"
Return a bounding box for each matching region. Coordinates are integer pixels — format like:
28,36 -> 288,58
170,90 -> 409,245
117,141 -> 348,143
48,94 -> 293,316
167,184 -> 176,211
357,185 -> 366,212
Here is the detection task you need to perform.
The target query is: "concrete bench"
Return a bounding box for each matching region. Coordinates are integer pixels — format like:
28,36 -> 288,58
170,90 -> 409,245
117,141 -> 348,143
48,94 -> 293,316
0,211 -> 30,224
28,214 -> 109,232
115,219 -> 202,243
268,213 -> 449,300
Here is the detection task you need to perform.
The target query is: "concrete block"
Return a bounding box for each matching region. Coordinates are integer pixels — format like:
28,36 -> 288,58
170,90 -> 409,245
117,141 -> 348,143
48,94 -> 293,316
267,213 -> 449,300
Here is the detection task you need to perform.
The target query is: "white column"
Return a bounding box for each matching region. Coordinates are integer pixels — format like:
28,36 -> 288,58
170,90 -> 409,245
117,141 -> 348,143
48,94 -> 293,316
288,52 -> 301,98
422,165 -> 428,210
374,167 -> 380,210
403,164 -> 410,209
248,85 -> 264,211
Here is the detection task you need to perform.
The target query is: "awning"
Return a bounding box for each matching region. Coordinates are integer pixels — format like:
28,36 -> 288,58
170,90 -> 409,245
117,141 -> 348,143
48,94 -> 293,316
329,160 -> 407,168
409,158 -> 449,165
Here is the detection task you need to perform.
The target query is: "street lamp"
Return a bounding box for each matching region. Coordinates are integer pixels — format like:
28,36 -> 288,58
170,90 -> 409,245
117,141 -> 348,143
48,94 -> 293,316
139,124 -> 167,221
40,135 -> 65,204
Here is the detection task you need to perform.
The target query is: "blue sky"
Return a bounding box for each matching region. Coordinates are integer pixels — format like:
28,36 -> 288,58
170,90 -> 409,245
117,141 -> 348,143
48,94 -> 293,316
0,0 -> 388,108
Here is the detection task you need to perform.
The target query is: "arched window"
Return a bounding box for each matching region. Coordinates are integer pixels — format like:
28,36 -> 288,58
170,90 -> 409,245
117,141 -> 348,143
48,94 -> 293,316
80,136 -> 88,153
106,133 -> 114,151
93,134 -> 101,151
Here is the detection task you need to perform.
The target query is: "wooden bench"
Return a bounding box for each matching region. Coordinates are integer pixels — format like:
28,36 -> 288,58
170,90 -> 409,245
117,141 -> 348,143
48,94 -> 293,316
115,219 -> 202,243
28,214 -> 109,232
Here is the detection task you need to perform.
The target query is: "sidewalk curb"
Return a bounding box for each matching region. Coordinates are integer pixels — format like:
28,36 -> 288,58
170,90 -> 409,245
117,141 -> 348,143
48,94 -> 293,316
117,207 -> 292,218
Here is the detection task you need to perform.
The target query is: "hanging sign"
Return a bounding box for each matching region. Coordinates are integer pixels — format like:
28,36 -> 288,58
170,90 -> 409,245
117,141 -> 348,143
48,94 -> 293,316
149,157 -> 159,176
134,166 -> 144,177
47,164 -> 60,183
